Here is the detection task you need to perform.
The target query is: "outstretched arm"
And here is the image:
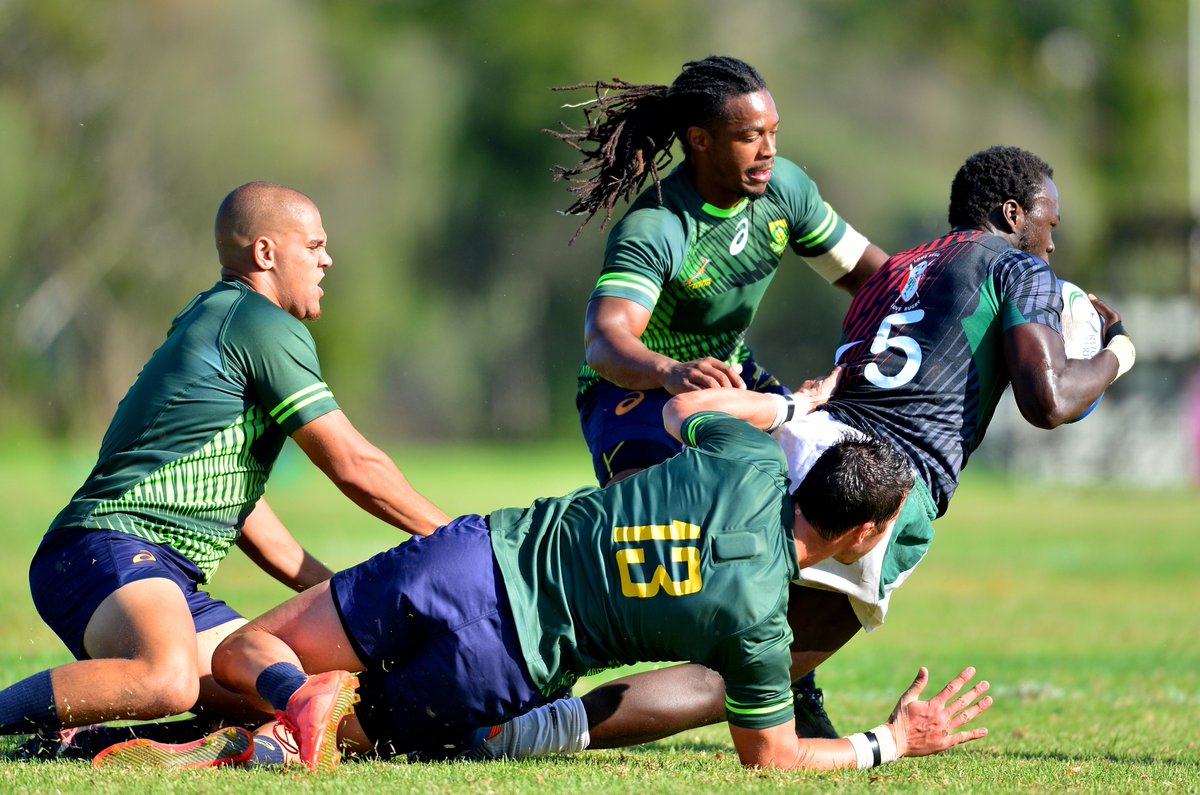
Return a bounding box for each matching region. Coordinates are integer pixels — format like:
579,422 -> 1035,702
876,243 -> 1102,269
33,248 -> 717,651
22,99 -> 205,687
728,666 -> 991,770
237,497 -> 334,590
586,297 -> 747,392
291,410 -> 450,537
661,367 -> 842,441
1005,294 -> 1133,428
832,244 -> 889,295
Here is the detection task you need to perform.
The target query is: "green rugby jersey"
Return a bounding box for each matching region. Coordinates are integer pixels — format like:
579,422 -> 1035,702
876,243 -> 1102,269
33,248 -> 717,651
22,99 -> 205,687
578,156 -> 853,395
47,280 -> 339,582
488,413 -> 801,731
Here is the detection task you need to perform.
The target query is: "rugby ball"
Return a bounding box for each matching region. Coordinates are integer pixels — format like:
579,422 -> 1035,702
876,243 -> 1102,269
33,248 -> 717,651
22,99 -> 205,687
1058,279 -> 1103,421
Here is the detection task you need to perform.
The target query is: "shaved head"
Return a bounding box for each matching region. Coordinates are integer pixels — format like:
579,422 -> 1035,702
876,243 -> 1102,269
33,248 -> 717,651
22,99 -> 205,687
214,182 -> 316,270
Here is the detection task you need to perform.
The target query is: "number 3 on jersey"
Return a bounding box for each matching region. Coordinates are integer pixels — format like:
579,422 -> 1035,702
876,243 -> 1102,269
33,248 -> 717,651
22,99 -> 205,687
863,309 -> 925,389
613,521 -> 703,598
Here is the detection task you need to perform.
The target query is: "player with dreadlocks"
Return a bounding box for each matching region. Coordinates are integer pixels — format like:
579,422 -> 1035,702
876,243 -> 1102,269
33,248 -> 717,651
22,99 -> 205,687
551,55 -> 888,740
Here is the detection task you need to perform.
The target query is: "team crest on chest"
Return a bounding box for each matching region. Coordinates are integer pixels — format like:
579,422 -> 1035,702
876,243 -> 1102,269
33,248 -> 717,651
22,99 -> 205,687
899,255 -> 938,304
682,257 -> 713,290
768,219 -> 789,255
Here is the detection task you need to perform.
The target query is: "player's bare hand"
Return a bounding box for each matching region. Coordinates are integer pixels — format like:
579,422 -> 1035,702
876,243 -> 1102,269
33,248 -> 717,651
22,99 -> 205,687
887,666 -> 991,759
1087,294 -> 1123,338
665,359 -> 746,393
791,367 -> 842,409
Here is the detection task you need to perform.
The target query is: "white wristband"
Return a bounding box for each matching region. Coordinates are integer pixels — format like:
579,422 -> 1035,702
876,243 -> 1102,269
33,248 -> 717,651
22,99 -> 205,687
767,394 -> 797,432
1104,335 -> 1135,381
870,724 -> 898,764
846,731 -> 874,769
846,725 -> 898,769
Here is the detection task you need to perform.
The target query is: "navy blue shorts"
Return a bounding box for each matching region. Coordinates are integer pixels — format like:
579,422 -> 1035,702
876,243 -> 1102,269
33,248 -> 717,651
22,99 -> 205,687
578,359 -> 787,485
29,530 -> 242,660
330,514 -> 546,757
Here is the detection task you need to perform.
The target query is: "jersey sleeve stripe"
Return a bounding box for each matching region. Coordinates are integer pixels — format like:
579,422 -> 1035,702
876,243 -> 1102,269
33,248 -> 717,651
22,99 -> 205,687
269,382 -> 332,420
724,695 -> 793,717
793,202 -> 838,247
682,413 -> 714,447
594,272 -> 661,303
274,389 -> 336,425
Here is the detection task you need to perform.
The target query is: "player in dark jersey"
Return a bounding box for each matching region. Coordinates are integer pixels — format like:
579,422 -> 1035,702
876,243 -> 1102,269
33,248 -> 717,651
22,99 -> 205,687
0,183 -> 449,751
553,53 -> 888,737
452,146 -> 1134,762
98,395 -> 991,772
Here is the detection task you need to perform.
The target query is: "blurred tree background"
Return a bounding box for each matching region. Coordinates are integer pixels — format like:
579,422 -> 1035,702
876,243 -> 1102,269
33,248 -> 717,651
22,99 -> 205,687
0,0 -> 1191,446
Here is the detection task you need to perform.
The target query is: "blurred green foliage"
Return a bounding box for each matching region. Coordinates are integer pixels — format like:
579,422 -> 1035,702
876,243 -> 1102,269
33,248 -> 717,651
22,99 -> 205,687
0,0 -> 1189,443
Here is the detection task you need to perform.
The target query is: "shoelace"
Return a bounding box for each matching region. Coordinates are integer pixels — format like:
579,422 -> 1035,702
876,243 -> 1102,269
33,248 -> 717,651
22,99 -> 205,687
272,714 -> 300,755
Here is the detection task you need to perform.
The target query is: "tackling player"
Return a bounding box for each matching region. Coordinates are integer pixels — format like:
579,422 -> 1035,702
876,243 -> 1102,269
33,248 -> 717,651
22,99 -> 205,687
94,392 -> 991,772
0,183 -> 448,751
555,54 -> 888,736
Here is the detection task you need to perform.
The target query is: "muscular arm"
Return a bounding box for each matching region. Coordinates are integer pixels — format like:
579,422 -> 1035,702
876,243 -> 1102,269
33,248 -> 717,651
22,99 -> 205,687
584,297 -> 747,392
1004,323 -> 1118,429
729,667 -> 991,770
831,244 -> 888,295
661,368 -> 841,441
291,410 -> 450,537
236,497 -> 333,591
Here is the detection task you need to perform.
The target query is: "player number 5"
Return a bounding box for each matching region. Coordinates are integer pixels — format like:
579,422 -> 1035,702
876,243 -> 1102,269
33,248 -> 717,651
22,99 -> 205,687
864,309 -> 925,389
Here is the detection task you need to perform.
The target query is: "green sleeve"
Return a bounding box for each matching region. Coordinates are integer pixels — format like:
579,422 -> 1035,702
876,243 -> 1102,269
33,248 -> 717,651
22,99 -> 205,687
770,157 -> 850,258
678,412 -> 787,474
223,296 -> 340,435
590,203 -> 688,312
712,612 -> 795,730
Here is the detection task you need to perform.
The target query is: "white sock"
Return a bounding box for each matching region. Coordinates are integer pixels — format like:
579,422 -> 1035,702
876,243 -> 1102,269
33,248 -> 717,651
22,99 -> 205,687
483,697 -> 590,759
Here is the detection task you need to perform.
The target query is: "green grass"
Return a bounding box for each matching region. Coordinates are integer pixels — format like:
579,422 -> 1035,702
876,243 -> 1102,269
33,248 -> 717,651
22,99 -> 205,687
1,438 -> 1198,793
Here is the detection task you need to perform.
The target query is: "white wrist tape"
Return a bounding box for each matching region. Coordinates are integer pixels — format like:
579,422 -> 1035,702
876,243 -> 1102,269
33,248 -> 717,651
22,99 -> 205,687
846,725 -> 898,769
1104,335 -> 1135,381
767,394 -> 798,432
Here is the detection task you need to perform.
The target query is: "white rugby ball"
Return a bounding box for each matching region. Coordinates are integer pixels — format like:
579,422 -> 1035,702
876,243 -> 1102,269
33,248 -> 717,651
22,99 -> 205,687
1059,279 -> 1103,359
1058,279 -> 1103,421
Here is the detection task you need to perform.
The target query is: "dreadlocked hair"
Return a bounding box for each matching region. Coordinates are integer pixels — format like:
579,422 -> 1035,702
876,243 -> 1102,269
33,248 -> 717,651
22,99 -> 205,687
547,55 -> 768,243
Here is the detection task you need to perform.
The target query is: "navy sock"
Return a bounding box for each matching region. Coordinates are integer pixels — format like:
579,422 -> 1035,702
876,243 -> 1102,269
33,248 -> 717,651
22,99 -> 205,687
247,734 -> 287,767
793,670 -> 818,691
255,663 -> 308,713
0,670 -> 60,734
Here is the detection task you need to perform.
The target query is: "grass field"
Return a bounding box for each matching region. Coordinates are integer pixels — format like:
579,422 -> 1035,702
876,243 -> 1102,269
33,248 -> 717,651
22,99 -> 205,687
0,437 -> 1198,793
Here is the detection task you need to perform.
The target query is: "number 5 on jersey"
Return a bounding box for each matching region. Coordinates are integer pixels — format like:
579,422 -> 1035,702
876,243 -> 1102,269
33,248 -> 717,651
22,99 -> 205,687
840,309 -> 926,390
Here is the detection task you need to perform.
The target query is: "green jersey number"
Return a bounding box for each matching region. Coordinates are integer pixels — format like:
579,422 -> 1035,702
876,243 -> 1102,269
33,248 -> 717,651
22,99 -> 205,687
613,521 -> 703,598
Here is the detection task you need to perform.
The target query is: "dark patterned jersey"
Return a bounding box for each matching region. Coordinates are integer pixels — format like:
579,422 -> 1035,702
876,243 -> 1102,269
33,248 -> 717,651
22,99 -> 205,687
47,280 -> 340,581
823,230 -> 1061,516
577,157 -> 858,395
488,413 -> 801,730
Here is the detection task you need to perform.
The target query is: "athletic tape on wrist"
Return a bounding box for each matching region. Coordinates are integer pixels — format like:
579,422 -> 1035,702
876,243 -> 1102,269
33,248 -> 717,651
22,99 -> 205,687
846,732 -> 874,769
1102,320 -> 1126,346
1104,334 -> 1135,381
767,394 -> 797,432
870,724 -> 898,764
846,726 -> 898,769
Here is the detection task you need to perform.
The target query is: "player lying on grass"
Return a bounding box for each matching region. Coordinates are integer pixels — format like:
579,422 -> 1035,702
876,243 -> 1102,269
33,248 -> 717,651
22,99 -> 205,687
91,391 -> 992,772
420,145 -> 1135,763
558,54 -> 889,738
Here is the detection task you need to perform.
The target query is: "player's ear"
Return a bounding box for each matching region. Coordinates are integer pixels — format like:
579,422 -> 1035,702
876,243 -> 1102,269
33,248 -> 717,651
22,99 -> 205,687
252,236 -> 276,271
686,125 -> 711,154
997,198 -> 1024,234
